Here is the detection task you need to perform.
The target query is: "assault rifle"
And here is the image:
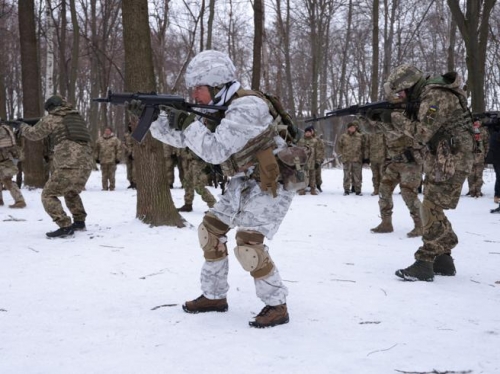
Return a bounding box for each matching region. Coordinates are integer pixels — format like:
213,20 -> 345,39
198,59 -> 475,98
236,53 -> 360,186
0,117 -> 41,128
474,111 -> 500,132
93,90 -> 228,142
304,100 -> 405,123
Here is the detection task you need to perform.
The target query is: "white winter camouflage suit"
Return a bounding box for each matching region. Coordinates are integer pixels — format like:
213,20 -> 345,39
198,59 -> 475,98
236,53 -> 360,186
151,91 -> 293,306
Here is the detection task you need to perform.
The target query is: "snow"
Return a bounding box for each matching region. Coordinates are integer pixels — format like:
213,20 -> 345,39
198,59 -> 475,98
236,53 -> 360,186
1,165 -> 499,374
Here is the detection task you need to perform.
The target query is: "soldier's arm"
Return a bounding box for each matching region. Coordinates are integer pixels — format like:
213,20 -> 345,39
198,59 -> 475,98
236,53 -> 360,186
20,117 -> 55,141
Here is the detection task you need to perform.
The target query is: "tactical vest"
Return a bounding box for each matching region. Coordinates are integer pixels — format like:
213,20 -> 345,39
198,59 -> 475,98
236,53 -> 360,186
425,79 -> 474,155
210,88 -> 281,177
0,125 -> 18,162
52,111 -> 91,147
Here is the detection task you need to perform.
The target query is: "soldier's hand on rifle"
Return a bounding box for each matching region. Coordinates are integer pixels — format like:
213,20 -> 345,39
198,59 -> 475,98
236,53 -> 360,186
167,109 -> 196,131
125,99 -> 145,117
366,108 -> 392,123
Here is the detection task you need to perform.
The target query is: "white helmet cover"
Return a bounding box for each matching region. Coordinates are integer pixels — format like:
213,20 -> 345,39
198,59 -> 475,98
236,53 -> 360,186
185,50 -> 237,88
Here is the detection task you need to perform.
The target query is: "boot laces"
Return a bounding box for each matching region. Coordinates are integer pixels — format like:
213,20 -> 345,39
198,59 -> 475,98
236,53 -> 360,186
256,305 -> 274,317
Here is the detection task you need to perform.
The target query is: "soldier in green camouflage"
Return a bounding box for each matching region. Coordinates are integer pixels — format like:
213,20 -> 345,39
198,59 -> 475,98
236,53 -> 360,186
177,147 -> 216,212
337,121 -> 368,195
297,126 -> 320,195
368,113 -> 423,238
466,119 -> 489,197
375,64 -> 474,281
19,95 -> 93,238
163,143 -> 181,189
95,127 -> 122,191
361,117 -> 387,195
314,131 -> 326,192
123,122 -> 136,189
0,123 -> 26,208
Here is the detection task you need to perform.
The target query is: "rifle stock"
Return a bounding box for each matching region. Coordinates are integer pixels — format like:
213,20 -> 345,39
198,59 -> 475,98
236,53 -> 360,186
93,90 -> 227,142
305,100 -> 404,123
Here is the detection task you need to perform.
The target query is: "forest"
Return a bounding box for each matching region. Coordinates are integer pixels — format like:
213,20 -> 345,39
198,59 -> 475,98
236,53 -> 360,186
1,0 -> 498,225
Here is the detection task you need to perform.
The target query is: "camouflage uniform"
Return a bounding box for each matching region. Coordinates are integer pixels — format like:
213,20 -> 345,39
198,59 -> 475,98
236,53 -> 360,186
0,124 -> 26,208
338,122 -> 367,194
20,105 -> 93,229
383,66 -> 474,281
467,123 -> 489,197
95,130 -> 122,191
315,134 -> 325,191
365,126 -> 387,195
123,131 -> 136,188
179,147 -> 216,208
297,129 -> 319,195
151,51 -> 293,323
371,113 -> 423,236
163,143 -> 180,188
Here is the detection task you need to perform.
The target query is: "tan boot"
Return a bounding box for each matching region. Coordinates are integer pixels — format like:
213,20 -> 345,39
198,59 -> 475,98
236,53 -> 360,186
407,217 -> 423,238
249,304 -> 289,328
9,201 -> 26,209
310,188 -> 318,195
297,189 -> 306,196
370,217 -> 393,233
182,295 -> 228,313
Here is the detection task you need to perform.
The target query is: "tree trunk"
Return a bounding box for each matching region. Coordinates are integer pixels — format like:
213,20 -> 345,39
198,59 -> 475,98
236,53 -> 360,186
370,0 -> 380,101
206,0 -> 216,49
251,0 -> 264,90
447,0 -> 497,112
57,0 -> 67,98
18,0 -> 45,188
121,0 -> 184,227
68,0 -> 79,104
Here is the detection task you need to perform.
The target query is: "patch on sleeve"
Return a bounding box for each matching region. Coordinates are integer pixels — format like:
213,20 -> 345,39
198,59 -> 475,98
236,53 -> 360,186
428,105 -> 438,113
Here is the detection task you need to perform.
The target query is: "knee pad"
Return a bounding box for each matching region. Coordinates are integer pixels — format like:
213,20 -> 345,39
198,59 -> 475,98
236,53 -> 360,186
234,231 -> 274,279
198,213 -> 230,262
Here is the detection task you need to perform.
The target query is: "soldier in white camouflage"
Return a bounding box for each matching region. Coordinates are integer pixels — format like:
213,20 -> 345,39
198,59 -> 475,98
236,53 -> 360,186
95,127 -> 122,191
149,50 -> 293,328
0,123 -> 26,208
466,119 -> 489,197
374,64 -> 474,281
19,95 -> 93,238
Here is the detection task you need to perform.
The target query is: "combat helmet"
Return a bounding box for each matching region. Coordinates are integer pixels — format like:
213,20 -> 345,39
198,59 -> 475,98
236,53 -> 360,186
384,64 -> 423,98
185,50 -> 236,88
44,95 -> 67,113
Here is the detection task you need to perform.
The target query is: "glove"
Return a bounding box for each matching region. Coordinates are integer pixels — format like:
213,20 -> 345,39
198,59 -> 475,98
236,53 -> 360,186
366,108 -> 392,123
363,158 -> 370,165
125,99 -> 144,117
96,159 -> 100,164
115,159 -> 120,164
128,154 -> 134,161
168,109 -> 196,131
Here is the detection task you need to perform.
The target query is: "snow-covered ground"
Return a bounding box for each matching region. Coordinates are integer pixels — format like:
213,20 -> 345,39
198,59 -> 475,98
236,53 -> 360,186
1,165 -> 499,374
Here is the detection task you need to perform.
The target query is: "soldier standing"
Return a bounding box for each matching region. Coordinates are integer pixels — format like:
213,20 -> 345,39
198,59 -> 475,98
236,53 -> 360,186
19,95 -> 93,238
163,143 -> 179,189
363,118 -> 387,196
95,127 -> 122,191
376,64 -> 474,281
338,121 -> 368,195
297,125 -> 319,195
314,131 -> 325,192
0,123 -> 26,208
466,119 -> 489,197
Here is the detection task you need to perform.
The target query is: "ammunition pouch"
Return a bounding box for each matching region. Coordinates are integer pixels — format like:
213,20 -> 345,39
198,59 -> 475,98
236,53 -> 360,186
276,145 -> 310,192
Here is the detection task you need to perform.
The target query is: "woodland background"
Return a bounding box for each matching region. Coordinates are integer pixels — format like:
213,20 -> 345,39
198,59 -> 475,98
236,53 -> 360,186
1,0 -> 499,225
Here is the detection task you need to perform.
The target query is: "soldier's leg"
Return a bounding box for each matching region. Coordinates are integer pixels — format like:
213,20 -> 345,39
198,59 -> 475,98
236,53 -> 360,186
315,164 -> 322,190
165,154 -> 175,187
308,167 -> 317,193
370,163 -> 381,194
63,167 -> 91,222
100,164 -> 108,190
371,164 -> 398,233
108,163 -> 117,190
41,170 -> 72,228
192,160 -> 216,208
182,160 -> 195,205
400,164 -> 423,237
234,230 -> 288,306
3,178 -> 25,205
198,213 -> 231,298
476,163 -> 485,195
342,162 -> 351,193
352,162 -> 362,193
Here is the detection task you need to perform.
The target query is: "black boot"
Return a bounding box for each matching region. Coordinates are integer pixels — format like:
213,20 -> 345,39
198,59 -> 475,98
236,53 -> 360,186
316,184 -> 322,193
433,254 -> 456,276
46,226 -> 75,239
72,221 -> 86,231
395,260 -> 434,282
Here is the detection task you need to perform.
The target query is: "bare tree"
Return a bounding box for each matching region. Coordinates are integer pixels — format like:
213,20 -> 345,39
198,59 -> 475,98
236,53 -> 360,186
370,0 -> 380,101
447,0 -> 497,112
251,0 -> 264,90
